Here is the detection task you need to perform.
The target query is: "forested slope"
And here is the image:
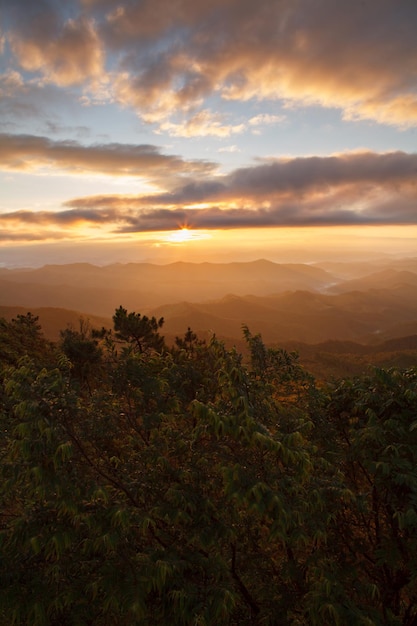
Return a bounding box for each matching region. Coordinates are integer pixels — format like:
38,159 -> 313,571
1,311 -> 417,625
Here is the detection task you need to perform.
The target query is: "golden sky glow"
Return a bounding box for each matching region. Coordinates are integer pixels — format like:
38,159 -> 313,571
163,228 -> 211,244
0,0 -> 416,266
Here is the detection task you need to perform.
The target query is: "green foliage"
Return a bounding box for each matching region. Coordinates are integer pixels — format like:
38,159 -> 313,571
113,306 -> 165,354
60,319 -> 103,392
0,313 -> 54,368
319,368 -> 417,625
1,309 -> 417,625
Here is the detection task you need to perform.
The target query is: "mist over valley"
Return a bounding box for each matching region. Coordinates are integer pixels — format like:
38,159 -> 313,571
1,257 -> 416,378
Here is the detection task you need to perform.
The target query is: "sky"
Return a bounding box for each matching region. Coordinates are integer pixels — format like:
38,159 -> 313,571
0,0 -> 416,267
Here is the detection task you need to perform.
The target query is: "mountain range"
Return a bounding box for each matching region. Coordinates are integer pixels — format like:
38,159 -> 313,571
1,257 -> 416,353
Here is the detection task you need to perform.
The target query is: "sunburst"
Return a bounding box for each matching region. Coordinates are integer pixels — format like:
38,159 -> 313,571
164,227 -> 211,244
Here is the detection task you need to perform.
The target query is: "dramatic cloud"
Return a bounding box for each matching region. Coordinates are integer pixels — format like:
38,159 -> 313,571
6,1 -> 104,86
1,150 -> 416,241
0,133 -> 215,183
101,0 -> 417,127
3,0 -> 417,128
1,0 -> 416,249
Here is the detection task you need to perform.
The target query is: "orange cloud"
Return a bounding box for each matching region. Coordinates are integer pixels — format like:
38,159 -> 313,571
100,0 -> 417,128
8,8 -> 104,86
3,0 -> 417,128
0,133 -> 215,184
158,110 -> 245,138
1,150 -> 416,243
60,150 -> 417,229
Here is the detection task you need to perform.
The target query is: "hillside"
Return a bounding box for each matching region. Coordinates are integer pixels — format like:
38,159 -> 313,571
0,260 -> 336,314
0,306 -> 111,342
278,335 -> 417,379
1,261 -> 417,370
329,268 -> 417,293
148,284 -> 417,345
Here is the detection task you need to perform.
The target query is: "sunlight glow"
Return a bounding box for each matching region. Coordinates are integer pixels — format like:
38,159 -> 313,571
163,228 -> 212,244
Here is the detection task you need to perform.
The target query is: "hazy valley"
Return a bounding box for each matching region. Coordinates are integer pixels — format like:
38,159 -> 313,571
1,256 -> 416,378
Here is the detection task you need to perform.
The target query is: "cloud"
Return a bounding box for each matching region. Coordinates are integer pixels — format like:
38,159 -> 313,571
0,70 -> 25,97
100,0 -> 417,128
0,231 -> 67,242
7,0 -> 105,87
157,110 -> 245,138
248,114 -> 286,127
0,133 -> 215,184
42,121 -> 91,138
60,150 -> 417,229
3,0 -> 416,128
1,150 -> 416,241
0,70 -> 90,132
224,151 -> 417,199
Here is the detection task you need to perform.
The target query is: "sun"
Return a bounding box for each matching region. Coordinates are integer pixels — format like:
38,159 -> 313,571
167,227 -> 194,243
163,227 -> 211,244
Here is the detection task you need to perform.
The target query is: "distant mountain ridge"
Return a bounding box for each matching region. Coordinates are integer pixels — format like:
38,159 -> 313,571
1,260 -> 416,347
329,269 -> 417,293
0,260 -> 336,314
148,285 -> 417,344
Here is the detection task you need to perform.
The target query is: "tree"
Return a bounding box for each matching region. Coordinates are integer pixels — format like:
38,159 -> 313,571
60,319 -> 103,393
2,309 -> 417,625
312,367 -> 417,625
1,323 -> 327,624
112,306 -> 165,354
0,313 -> 54,368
